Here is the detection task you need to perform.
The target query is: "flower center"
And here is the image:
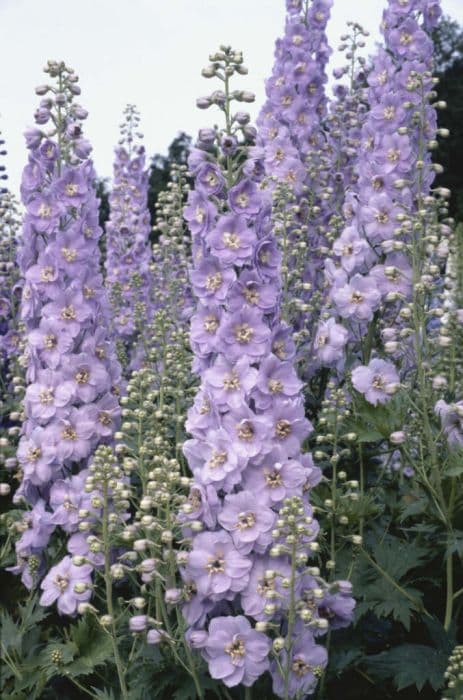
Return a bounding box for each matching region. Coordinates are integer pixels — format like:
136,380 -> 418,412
65,183 -> 78,196
203,315 -> 219,333
206,272 -> 223,291
350,291 -> 364,304
206,171 -> 218,187
268,379 -> 283,393
234,323 -> 254,344
383,106 -> 396,120
75,369 -> 90,384
400,32 -> 412,46
387,148 -> 400,162
375,211 -> 389,224
199,398 -> 211,415
206,555 -> 225,574
208,450 -> 227,469
38,203 -> 52,218
237,511 -> 256,529
40,266 -> 55,282
195,206 -> 205,223
292,658 -> 311,678
372,375 -> 385,389
61,305 -> 77,321
243,287 -> 260,305
273,340 -> 286,359
225,638 -> 246,663
265,469 -> 282,488
99,411 -> 112,426
27,447 -> 41,462
237,421 -> 254,441
223,371 -> 240,391
55,574 -> 69,591
44,334 -> 57,350
62,426 -> 77,441
39,388 -> 54,405
236,193 -> 249,209
222,232 -> 241,250
61,247 -> 77,262
276,419 -> 291,439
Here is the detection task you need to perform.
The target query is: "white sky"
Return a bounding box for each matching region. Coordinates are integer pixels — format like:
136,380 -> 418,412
1,0 -> 462,193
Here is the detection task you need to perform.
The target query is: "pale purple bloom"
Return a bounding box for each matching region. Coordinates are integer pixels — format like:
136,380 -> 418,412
253,354 -> 302,409
242,448 -> 308,505
202,616 -> 270,687
435,400 -> 463,448
332,274 -> 381,322
218,307 -> 270,361
185,531 -> 251,600
241,556 -> 291,619
313,318 -> 348,366
39,555 -> 93,615
208,214 -> 257,267
228,179 -> 262,216
352,358 -> 400,406
271,632 -> 327,698
183,429 -> 245,491
190,257 -> 236,303
222,403 -> 271,459
217,491 -> 276,554
203,356 -> 258,409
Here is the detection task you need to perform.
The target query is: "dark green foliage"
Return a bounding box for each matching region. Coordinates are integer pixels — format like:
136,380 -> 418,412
433,16 -> 463,221
147,131 -> 192,228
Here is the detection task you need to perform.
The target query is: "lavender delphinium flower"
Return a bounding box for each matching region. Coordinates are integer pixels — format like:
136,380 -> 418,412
351,358 -> 400,406
105,104 -> 153,370
11,60 -> 121,594
179,46 -> 350,696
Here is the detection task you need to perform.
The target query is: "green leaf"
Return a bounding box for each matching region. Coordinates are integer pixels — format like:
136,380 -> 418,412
352,537 -> 430,629
365,643 -> 448,691
443,448 -> 463,477
0,611 -> 23,651
64,614 -> 114,677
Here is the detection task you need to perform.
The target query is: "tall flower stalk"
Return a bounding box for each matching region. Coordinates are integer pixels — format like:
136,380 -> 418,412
180,46 -> 354,698
11,60 -> 121,592
105,105 -> 153,371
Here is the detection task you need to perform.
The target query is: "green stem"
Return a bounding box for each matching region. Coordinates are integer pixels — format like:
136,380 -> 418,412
444,551 -> 454,631
283,539 -> 298,700
102,478 -> 129,700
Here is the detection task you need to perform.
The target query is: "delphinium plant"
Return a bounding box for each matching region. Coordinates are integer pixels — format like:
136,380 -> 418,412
255,0 -> 335,374
9,60 -> 122,598
179,45 -> 355,699
105,104 -> 153,371
0,133 -> 24,566
25,165 -> 203,700
303,0 -> 463,696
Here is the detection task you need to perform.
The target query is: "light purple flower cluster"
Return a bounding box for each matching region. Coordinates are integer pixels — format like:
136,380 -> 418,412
255,0 -> 334,346
315,0 -> 441,399
11,61 -> 121,594
180,47 -> 353,695
105,104 -> 152,370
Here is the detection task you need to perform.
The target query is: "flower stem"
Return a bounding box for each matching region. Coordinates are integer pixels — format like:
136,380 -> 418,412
102,477 -> 129,700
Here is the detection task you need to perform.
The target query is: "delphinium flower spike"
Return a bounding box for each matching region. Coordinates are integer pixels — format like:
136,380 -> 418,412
11,61 -> 122,594
105,105 -> 153,371
255,0 -> 335,363
180,46 -> 354,697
